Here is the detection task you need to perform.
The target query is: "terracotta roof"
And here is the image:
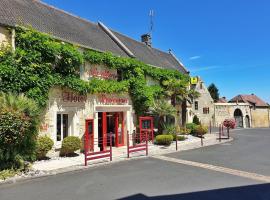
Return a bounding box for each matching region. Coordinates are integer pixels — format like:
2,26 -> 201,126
217,97 -> 228,103
0,0 -> 188,73
229,94 -> 269,107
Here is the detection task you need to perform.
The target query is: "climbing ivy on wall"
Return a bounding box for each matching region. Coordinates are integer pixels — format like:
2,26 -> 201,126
0,27 -> 190,115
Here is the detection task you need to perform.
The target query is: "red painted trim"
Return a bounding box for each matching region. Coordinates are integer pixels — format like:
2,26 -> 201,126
139,116 -> 154,142
87,154 -> 111,161
85,119 -> 94,151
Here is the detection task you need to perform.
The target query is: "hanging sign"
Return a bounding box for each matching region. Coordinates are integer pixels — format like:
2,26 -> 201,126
190,77 -> 198,85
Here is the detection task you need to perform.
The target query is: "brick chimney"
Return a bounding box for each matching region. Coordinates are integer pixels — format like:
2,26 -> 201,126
141,34 -> 152,47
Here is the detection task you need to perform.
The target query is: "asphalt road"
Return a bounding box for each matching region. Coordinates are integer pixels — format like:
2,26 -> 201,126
0,128 -> 270,200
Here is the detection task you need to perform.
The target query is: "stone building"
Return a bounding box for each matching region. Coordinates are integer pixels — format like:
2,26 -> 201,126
187,77 -> 214,126
0,0 -> 189,149
214,102 -> 251,128
229,94 -> 270,128
214,94 -> 269,128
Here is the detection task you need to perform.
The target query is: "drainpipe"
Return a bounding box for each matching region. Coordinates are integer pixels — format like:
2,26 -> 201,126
268,106 -> 270,128
249,106 -> 253,128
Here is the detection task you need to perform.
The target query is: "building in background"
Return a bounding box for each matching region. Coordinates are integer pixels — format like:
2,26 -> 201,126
229,94 -> 270,128
188,77 -> 214,126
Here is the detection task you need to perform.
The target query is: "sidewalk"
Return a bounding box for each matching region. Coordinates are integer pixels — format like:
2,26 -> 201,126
32,132 -> 232,173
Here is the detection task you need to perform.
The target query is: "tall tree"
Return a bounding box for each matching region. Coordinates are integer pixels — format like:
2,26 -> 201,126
208,83 -> 219,102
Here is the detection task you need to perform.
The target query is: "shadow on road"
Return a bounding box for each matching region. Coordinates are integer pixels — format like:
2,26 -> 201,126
119,183 -> 270,200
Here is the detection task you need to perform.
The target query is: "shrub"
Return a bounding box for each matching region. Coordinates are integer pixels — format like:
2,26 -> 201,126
155,135 -> 173,146
0,93 -> 40,170
186,123 -> 197,134
171,134 -> 187,141
36,136 -> 54,159
193,115 -> 201,125
60,136 -> 82,156
0,169 -> 17,180
163,124 -> 176,135
180,127 -> 191,135
194,125 -> 208,136
223,119 -> 236,129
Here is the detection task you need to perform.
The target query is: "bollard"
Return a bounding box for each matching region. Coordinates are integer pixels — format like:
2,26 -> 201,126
227,127 -> 230,139
127,131 -> 130,158
146,132 -> 148,156
176,133 -> 178,151
210,121 -> 212,134
219,125 -> 221,142
110,133 -> 112,161
201,134 -> 204,146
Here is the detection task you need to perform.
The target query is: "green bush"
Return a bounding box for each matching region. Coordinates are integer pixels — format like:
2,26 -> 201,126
36,136 -> 54,159
0,93 -> 40,170
194,125 -> 208,136
180,127 -> 191,135
186,123 -> 197,134
193,115 -> 201,125
171,134 -> 187,141
155,135 -> 173,146
60,136 -> 82,156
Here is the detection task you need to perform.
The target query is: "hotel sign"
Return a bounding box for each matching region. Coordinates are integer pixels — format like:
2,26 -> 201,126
62,92 -> 87,103
87,66 -> 118,80
98,94 -> 128,105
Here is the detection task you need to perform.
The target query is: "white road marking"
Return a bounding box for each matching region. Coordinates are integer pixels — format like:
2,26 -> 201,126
152,155 -> 270,183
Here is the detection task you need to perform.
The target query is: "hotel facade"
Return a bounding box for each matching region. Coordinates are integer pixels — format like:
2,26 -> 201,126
0,0 -> 189,150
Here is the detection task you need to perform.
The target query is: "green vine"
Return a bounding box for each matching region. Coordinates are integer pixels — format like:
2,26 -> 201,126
0,27 -> 190,115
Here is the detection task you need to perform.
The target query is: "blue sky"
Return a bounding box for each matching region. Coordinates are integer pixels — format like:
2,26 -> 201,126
43,0 -> 270,103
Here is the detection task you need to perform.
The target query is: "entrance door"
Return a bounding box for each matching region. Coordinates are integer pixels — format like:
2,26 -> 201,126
85,119 -> 94,151
234,109 -> 243,128
115,112 -> 124,147
102,112 -> 107,150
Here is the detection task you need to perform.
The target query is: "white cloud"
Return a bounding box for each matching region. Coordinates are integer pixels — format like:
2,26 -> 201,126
189,55 -> 201,60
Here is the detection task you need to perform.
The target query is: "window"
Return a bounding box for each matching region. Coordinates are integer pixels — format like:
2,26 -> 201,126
117,69 -> 123,81
200,82 -> 203,89
57,114 -> 69,141
203,107 -> 210,114
195,101 -> 198,110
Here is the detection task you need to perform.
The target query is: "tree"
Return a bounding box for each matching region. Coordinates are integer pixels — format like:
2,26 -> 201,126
208,83 -> 219,102
150,99 -> 176,134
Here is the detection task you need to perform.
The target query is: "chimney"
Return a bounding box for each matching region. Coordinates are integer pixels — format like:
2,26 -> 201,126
141,34 -> 152,47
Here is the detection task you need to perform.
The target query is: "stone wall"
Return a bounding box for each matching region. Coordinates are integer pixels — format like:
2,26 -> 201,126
251,108 -> 270,128
0,26 -> 11,46
214,103 -> 251,128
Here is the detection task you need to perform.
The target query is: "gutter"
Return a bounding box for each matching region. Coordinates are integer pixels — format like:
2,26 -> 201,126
98,22 -> 135,58
168,49 -> 189,74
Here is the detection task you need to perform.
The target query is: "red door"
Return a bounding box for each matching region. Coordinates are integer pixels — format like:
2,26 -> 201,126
85,119 -> 94,152
115,112 -> 124,147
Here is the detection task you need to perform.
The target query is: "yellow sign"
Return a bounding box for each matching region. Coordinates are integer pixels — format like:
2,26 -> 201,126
190,77 -> 198,85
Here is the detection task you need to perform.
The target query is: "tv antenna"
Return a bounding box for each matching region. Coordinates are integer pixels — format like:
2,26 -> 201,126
149,9 -> 154,36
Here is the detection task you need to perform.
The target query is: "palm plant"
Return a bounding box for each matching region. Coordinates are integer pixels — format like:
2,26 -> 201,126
162,78 -> 200,126
150,99 -> 176,134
